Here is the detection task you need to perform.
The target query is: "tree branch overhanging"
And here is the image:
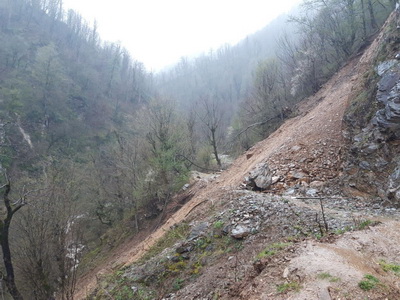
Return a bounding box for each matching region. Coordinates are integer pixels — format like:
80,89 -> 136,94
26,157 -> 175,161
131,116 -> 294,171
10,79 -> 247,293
230,116 -> 279,142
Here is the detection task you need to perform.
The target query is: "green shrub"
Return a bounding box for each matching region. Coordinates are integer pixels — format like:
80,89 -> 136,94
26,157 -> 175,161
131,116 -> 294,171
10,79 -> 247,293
257,242 -> 292,259
358,274 -> 379,291
379,260 -> 400,274
213,220 -> 224,229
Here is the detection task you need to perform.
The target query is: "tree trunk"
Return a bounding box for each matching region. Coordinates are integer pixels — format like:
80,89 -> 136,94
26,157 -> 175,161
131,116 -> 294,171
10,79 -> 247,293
1,182 -> 24,300
210,129 -> 221,167
1,222 -> 23,300
367,0 -> 377,29
360,0 -> 367,37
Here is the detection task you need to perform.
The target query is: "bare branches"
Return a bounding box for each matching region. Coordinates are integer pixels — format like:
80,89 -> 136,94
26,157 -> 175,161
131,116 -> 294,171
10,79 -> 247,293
196,96 -> 224,167
229,116 -> 279,143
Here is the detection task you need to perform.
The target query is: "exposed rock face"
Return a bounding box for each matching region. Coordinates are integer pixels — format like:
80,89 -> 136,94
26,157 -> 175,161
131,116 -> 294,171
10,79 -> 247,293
374,60 -> 400,134
388,163 -> 400,202
343,59 -> 400,206
245,162 -> 272,190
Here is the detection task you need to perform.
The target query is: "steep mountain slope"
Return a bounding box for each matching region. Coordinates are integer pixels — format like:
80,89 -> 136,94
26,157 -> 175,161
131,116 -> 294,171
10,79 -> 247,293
77,13 -> 400,300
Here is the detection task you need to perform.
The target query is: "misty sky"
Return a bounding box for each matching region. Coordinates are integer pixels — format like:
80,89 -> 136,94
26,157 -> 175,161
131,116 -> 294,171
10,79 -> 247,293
62,0 -> 300,72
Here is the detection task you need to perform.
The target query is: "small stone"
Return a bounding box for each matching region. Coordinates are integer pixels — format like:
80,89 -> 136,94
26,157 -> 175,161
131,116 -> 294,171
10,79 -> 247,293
359,161 -> 371,170
306,189 -> 318,196
363,143 -> 379,154
292,171 -> 307,179
284,188 -> 296,195
222,225 -> 231,235
283,267 -> 290,278
291,145 -> 302,152
176,244 -> 191,254
170,256 -> 180,262
310,181 -> 325,188
271,176 -> 281,185
372,204 -> 381,209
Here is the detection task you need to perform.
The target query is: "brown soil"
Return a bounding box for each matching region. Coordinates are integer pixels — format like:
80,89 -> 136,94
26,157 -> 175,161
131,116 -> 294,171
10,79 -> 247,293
239,219 -> 400,300
74,14 -> 400,300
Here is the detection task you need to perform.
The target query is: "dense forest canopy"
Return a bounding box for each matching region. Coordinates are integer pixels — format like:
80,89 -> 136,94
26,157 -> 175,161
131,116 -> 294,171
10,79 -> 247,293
0,0 -> 395,298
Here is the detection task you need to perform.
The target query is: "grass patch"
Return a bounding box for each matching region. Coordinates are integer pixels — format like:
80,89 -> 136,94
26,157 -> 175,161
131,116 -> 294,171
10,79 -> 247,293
317,272 -> 341,282
140,223 -> 190,262
277,281 -> 301,293
358,274 -> 379,291
379,260 -> 400,274
334,226 -> 352,235
357,219 -> 374,230
257,242 -> 292,259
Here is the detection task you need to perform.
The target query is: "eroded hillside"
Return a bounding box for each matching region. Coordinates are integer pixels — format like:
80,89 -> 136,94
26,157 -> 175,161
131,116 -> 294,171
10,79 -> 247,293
76,12 -> 400,300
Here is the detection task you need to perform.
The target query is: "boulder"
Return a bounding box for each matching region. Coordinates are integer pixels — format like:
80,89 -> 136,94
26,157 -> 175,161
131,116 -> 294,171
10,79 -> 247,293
231,225 -> 251,239
188,222 -> 209,241
246,162 -> 273,190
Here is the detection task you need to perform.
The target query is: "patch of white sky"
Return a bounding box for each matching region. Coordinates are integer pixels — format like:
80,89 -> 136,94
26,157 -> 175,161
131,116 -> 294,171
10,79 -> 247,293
62,0 -> 301,72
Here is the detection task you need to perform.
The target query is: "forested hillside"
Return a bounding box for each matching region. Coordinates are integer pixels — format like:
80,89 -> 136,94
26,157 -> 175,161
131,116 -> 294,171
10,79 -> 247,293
0,0 -> 397,299
155,0 -> 395,152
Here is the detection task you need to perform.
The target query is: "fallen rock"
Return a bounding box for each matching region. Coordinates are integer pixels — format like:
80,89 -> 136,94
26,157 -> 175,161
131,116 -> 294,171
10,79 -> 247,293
283,267 -> 290,278
362,143 -> 379,154
271,176 -> 281,185
291,145 -> 302,152
246,162 -> 273,190
310,181 -> 325,188
306,189 -> 319,197
292,171 -> 307,179
231,225 -> 251,239
359,161 -> 371,170
188,222 -> 209,241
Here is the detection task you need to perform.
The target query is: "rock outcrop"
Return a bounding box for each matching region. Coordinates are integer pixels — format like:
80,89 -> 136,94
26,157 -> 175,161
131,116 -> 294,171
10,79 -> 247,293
344,58 -> 400,206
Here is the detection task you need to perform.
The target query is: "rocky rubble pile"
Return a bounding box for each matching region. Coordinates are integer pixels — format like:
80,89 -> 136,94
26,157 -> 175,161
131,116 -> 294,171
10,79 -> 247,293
243,141 -> 343,196
222,191 -> 361,238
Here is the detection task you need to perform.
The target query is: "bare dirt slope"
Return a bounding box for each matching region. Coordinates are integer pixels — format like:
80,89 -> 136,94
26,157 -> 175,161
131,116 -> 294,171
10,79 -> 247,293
74,15 -> 399,300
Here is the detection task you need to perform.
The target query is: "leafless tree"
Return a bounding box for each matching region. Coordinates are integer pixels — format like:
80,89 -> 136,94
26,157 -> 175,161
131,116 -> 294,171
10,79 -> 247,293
0,175 -> 28,300
196,96 -> 224,168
